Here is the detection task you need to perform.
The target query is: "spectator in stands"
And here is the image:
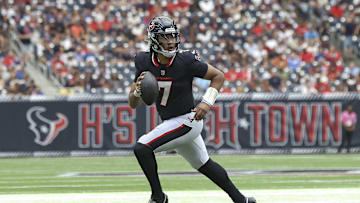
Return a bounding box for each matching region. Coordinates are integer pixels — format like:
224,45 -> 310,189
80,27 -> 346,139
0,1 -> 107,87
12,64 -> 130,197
297,78 -> 317,94
330,2 -> 345,19
341,15 -> 359,61
314,76 -> 331,93
269,69 -> 282,92
295,21 -> 308,38
325,44 -> 342,63
340,104 -> 357,153
3,51 -> 16,67
346,74 -> 357,92
260,79 -> 273,93
287,52 -> 301,70
345,62 -> 360,76
327,61 -> 343,81
238,65 -> 252,83
271,54 -> 288,70
300,47 -> 315,64
224,67 -> 240,82
304,24 -> 319,42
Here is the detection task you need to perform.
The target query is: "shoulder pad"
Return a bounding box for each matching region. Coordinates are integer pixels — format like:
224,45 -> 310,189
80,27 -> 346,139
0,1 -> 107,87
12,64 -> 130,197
135,51 -> 150,60
179,49 -> 202,61
135,51 -> 150,69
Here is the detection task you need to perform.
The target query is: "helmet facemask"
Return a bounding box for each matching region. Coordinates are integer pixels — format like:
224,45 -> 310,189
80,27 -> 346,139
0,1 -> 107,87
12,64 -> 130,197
148,31 -> 180,57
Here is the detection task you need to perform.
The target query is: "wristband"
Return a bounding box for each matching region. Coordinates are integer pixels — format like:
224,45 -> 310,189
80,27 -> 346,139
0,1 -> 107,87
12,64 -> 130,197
133,88 -> 141,97
202,87 -> 218,106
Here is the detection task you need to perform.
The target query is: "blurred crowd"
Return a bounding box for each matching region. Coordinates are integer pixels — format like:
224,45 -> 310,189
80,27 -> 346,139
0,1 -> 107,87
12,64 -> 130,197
0,21 -> 43,96
1,0 -> 360,96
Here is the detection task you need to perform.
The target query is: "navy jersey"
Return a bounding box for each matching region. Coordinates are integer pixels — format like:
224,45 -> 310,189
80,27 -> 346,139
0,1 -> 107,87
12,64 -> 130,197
134,50 -> 208,120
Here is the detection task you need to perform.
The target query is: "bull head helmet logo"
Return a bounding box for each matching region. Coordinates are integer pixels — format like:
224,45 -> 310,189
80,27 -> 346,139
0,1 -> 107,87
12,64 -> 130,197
26,106 -> 68,146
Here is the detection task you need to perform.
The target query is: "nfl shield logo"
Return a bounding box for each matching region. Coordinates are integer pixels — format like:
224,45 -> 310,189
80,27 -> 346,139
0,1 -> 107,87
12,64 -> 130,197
161,70 -> 165,76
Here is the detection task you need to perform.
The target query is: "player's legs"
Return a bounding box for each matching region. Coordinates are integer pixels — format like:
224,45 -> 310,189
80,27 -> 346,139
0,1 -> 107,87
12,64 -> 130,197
134,112 -> 203,202
133,143 -> 164,201
339,128 -> 348,153
175,135 -> 209,169
176,135 -> 248,203
346,131 -> 353,153
198,158 -> 247,203
340,129 -> 353,153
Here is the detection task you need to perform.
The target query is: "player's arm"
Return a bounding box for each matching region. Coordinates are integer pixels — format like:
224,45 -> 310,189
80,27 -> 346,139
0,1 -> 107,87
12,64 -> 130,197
193,64 -> 224,120
128,72 -> 146,109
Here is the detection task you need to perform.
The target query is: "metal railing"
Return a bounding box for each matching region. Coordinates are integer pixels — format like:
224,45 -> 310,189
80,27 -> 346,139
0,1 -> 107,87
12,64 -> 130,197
8,31 -> 63,91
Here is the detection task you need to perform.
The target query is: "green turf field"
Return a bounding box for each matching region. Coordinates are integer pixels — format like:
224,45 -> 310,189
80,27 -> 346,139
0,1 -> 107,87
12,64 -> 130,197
0,154 -> 359,202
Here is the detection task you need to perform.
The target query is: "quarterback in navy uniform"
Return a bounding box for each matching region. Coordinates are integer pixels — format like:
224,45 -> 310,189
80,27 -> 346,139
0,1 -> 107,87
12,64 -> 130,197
128,16 -> 256,203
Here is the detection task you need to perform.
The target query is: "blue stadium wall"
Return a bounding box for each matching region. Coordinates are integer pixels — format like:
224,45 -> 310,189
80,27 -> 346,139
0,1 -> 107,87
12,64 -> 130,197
0,93 -> 359,157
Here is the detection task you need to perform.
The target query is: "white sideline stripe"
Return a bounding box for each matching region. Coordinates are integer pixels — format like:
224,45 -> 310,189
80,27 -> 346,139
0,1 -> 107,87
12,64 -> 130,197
1,178 -> 360,186
0,183 -> 145,189
0,177 -> 147,184
347,170 -> 360,174
57,172 -> 79,177
57,169 -> 360,177
0,178 -> 144,184
0,189 -> 359,203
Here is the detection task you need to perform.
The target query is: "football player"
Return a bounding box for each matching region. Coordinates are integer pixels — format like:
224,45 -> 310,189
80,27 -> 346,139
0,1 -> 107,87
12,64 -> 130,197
128,16 -> 256,203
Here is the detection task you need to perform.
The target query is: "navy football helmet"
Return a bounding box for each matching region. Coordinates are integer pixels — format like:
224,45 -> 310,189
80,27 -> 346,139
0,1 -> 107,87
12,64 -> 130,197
147,16 -> 180,57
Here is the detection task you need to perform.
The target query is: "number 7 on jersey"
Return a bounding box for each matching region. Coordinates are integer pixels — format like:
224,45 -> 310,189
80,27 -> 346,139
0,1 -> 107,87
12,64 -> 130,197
158,81 -> 172,106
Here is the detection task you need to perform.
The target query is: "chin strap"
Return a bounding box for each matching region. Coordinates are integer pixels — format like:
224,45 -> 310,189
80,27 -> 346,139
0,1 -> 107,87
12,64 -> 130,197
202,87 -> 219,106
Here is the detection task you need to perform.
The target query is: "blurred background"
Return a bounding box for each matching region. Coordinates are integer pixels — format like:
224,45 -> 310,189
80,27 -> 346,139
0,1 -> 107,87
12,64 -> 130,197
1,1 -> 360,202
1,0 -> 360,96
1,0 -> 359,153
1,0 -> 360,153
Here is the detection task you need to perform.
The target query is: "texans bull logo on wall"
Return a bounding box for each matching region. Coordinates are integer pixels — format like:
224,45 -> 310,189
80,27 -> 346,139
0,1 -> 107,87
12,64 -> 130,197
26,106 -> 68,146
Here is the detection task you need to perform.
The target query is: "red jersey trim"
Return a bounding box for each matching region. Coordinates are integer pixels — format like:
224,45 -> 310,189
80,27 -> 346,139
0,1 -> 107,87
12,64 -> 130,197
152,52 -> 159,67
151,52 -> 176,68
166,55 -> 175,67
146,124 -> 185,145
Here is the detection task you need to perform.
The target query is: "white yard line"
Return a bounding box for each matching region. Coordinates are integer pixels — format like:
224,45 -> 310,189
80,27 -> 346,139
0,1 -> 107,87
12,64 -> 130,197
0,179 -> 359,189
0,189 -> 359,203
0,183 -> 145,189
1,178 -> 359,187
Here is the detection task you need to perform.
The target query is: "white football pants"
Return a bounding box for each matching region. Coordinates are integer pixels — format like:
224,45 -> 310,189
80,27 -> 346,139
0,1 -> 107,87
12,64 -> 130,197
137,112 -> 209,169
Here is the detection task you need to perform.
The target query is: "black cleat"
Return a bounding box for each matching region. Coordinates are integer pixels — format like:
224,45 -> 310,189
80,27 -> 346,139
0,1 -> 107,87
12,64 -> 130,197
148,194 -> 168,203
246,197 -> 256,203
